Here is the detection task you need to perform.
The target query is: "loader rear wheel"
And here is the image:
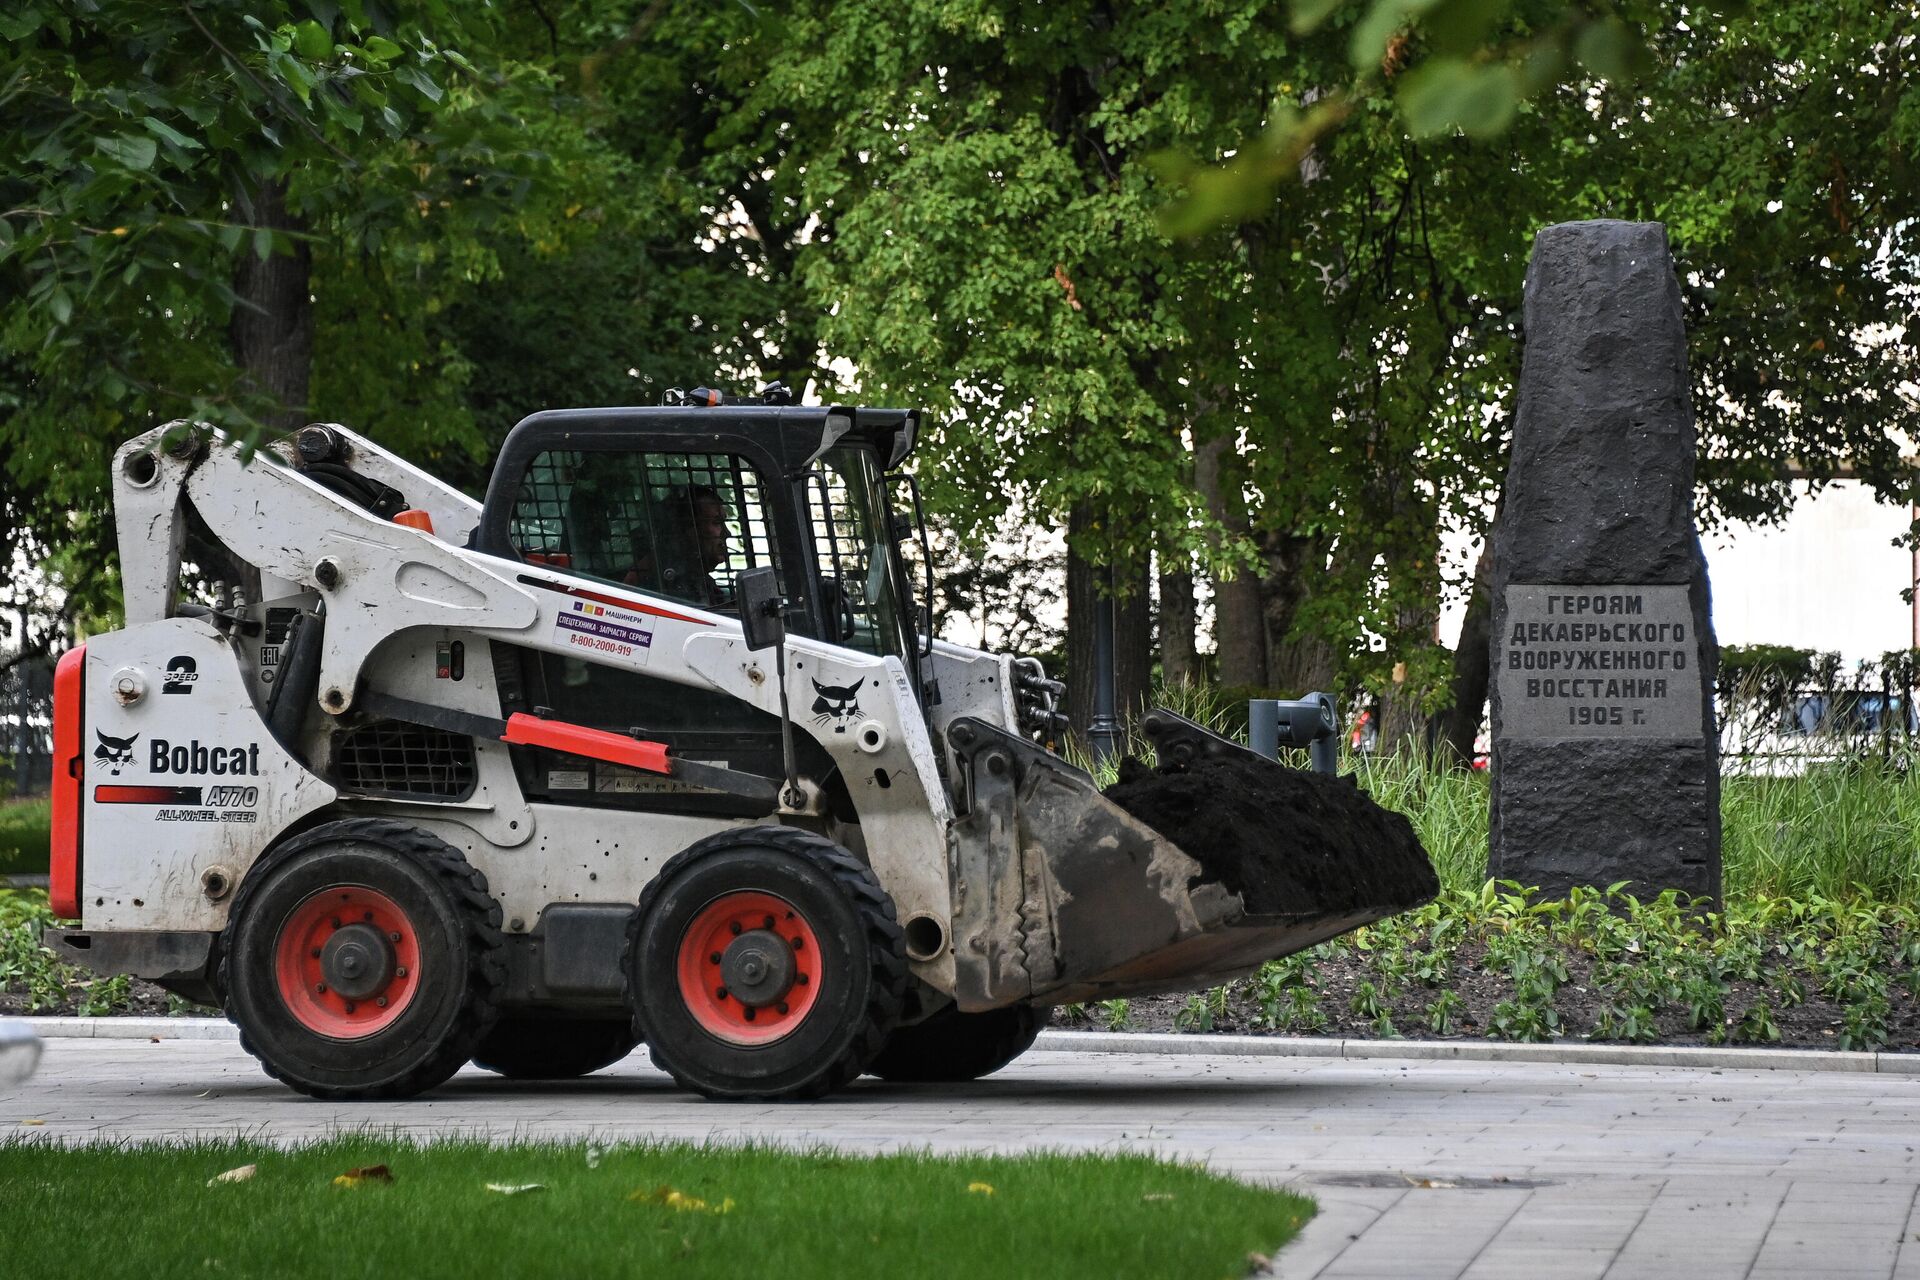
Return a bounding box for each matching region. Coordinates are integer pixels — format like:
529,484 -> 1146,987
626,827 -> 906,1100
220,818 -> 505,1100
471,1017 -> 639,1080
866,1003 -> 1049,1083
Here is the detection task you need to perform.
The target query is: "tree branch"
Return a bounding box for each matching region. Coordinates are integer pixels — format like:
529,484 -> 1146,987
580,0 -> 671,91
524,0 -> 560,57
180,1 -> 354,166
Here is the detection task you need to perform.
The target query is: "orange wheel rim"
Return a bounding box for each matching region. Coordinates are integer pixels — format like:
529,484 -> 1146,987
273,885 -> 420,1039
675,890 -> 822,1046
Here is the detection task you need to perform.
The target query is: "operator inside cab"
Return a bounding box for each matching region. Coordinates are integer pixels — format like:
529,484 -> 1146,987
627,484 -> 734,611
523,448 -> 766,612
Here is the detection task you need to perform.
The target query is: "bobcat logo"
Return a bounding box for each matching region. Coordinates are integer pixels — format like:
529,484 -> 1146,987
810,678 -> 867,733
94,729 -> 139,775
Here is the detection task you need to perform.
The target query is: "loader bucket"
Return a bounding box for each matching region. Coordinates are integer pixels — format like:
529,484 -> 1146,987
943,711 -> 1437,1010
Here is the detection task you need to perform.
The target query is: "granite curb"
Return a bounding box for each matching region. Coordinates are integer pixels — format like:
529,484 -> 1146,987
20,1016 -> 239,1041
1038,1029 -> 1920,1074
15,1017 -> 1918,1072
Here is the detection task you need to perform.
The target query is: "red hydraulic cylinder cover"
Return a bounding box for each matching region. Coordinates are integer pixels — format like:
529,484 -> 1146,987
501,712 -> 672,775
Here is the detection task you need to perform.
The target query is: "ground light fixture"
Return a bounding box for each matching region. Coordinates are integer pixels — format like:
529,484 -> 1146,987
0,1018 -> 41,1085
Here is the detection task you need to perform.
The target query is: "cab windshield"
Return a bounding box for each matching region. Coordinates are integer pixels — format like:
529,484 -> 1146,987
805,446 -> 916,661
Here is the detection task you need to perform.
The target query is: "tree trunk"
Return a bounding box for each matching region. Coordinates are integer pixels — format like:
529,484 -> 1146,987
1066,503 -> 1153,751
1375,660 -> 1429,759
1260,529 -> 1339,696
229,178 -> 313,430
1373,540 -> 1443,761
1438,528 -> 1498,768
1157,556 -> 1198,687
1195,435 -> 1266,688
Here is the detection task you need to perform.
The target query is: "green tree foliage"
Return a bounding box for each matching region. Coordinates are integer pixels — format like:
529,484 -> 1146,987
762,1 -> 1318,727
771,1 -> 1278,571
0,0 -> 573,647
1619,4 -> 1920,522
0,1 -> 564,440
1140,0 -> 1920,748
755,2 -> 1554,721
436,2 -> 831,441
758,0 -> 1919,751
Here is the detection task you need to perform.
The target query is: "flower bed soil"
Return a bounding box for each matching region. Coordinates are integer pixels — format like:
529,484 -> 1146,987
0,978 -> 202,1019
1057,936 -> 1920,1052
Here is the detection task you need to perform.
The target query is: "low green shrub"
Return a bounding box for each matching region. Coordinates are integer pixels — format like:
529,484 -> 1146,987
1,887 -> 135,1015
1182,882 -> 1920,1051
0,799 -> 51,877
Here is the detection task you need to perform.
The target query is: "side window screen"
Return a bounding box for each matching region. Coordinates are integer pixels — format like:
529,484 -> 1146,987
509,450 -> 779,609
806,449 -> 908,658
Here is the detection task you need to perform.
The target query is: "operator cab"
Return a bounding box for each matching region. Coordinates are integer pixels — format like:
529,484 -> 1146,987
474,399 -> 928,666
471,398 -> 933,819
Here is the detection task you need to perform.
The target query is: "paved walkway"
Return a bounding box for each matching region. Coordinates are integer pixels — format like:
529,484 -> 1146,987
8,1036 -> 1920,1279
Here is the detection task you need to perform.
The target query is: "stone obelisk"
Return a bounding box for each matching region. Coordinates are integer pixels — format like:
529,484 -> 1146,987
1488,220 -> 1721,903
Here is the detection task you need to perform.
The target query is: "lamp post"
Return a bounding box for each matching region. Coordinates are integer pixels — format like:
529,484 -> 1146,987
1088,568 -> 1120,767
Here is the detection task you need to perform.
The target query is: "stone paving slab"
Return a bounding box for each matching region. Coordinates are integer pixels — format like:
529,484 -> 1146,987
7,1038 -> 1920,1279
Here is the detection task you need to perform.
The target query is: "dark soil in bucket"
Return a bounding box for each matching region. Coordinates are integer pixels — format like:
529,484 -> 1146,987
1103,754 -> 1438,916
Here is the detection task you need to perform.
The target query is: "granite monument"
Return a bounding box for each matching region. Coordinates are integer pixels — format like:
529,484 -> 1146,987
1488,219 -> 1721,902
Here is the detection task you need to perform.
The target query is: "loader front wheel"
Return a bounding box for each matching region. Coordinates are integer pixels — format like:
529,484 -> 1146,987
626,827 -> 906,1100
866,1003 -> 1049,1083
220,819 -> 505,1100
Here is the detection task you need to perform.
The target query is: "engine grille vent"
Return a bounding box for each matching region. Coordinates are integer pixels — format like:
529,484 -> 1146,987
331,721 -> 476,799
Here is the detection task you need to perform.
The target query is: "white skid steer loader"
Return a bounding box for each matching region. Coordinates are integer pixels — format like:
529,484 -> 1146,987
44,395 -> 1429,1100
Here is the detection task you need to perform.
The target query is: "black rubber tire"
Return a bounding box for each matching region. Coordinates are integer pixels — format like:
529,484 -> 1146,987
866,1002 -> 1050,1082
625,826 -> 907,1100
220,818 -> 506,1100
472,1017 -> 640,1080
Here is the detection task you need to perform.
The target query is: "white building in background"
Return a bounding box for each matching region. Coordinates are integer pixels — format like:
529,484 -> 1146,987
1701,480 -> 1914,666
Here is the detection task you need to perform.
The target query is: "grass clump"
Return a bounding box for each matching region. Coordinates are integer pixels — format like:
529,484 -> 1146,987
0,888 -> 138,1015
0,798 -> 50,876
1719,762 -> 1920,906
0,1136 -> 1310,1280
1351,751 -> 1920,909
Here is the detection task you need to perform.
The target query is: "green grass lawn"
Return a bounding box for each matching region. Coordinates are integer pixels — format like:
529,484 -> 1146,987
1351,753 -> 1920,908
0,798 -> 51,876
0,1137 -> 1311,1280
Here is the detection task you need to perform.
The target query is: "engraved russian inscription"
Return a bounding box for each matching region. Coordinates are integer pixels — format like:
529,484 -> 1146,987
1497,585 -> 1701,740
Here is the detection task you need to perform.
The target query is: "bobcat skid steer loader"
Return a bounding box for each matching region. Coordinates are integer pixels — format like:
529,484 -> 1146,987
44,396 -> 1430,1100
